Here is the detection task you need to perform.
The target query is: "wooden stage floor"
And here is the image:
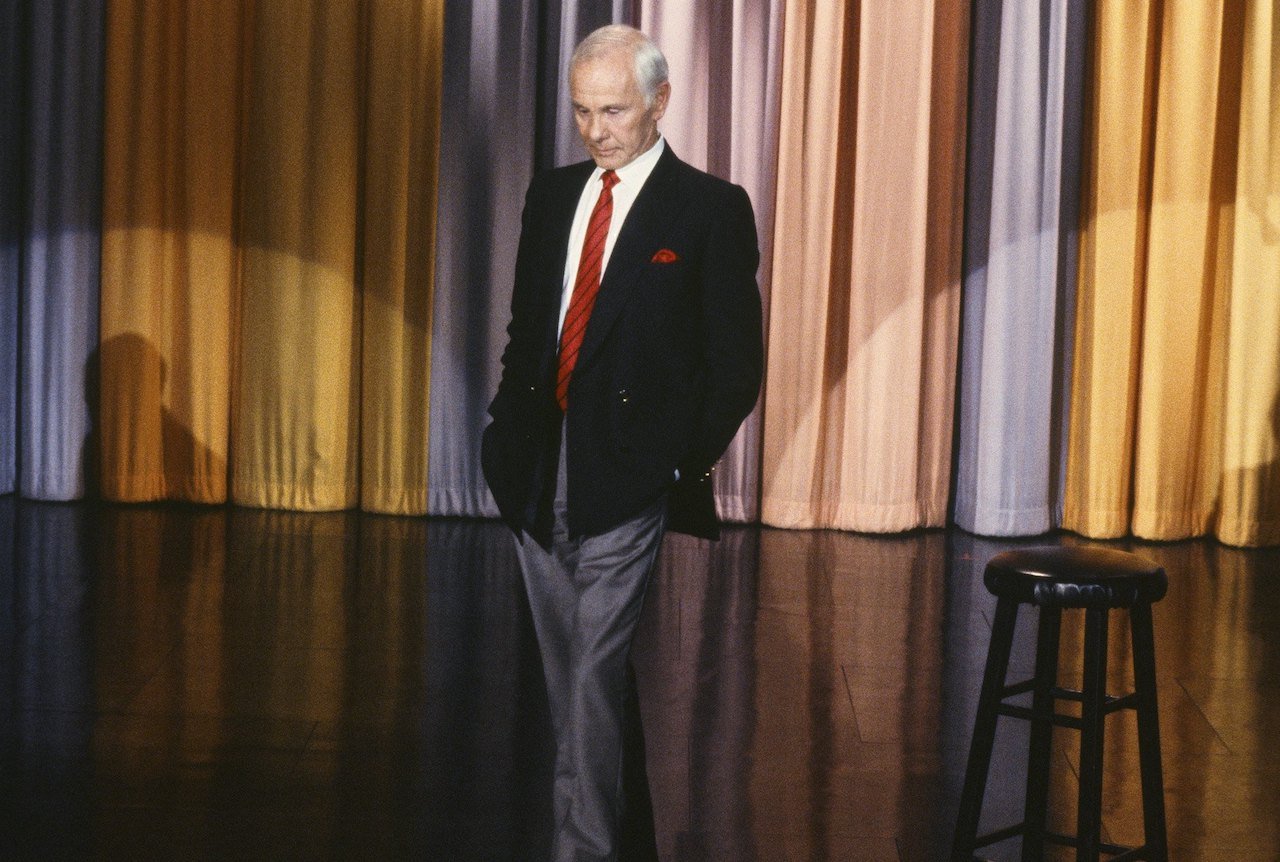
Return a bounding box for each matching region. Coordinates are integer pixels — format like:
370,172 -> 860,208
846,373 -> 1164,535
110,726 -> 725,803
2,498 -> 1277,859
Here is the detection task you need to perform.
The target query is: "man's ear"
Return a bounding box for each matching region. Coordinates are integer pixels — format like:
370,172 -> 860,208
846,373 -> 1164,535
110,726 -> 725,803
651,81 -> 671,120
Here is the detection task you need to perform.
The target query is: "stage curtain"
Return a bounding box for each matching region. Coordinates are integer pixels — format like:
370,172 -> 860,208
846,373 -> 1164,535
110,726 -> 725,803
233,2 -> 365,511
425,0 -> 542,518
3,1 -> 106,501
0,0 -> 22,494
99,0 -> 245,504
427,0 -> 626,517
760,0 -> 969,532
1217,2 -> 1280,547
953,0 -> 1085,536
637,0 -> 784,524
358,1 -> 444,514
97,1 -> 443,513
1064,0 -> 1269,544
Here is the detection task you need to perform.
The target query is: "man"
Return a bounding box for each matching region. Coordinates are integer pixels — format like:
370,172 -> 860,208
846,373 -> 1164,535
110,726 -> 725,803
481,25 -> 762,862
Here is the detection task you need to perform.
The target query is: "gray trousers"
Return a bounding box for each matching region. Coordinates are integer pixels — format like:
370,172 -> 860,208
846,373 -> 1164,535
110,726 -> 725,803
515,432 -> 666,862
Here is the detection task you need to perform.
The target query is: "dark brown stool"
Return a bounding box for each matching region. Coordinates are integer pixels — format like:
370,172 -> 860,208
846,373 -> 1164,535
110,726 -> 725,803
951,546 -> 1169,861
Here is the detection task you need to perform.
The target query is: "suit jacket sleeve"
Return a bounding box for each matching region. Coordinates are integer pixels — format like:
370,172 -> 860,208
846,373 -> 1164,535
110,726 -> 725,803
677,182 -> 763,482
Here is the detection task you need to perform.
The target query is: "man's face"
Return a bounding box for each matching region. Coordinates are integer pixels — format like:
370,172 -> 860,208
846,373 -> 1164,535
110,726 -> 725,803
570,49 -> 669,171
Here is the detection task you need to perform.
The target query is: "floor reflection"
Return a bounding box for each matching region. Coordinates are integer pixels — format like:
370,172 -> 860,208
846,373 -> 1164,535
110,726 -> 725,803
1,499 -> 1278,859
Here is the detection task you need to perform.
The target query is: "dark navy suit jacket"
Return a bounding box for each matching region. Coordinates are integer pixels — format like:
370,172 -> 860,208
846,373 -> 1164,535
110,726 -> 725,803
482,145 -> 762,547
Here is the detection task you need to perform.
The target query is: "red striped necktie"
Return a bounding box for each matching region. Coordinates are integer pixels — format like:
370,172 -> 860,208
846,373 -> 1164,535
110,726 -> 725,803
556,169 -> 619,411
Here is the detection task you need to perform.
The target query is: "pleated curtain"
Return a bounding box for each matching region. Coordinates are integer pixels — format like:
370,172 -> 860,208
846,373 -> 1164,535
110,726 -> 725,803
637,0 -> 783,523
1063,0 -> 1278,546
760,0 -> 969,532
1,1 -> 104,501
6,1 -> 1280,549
1219,1 -> 1280,547
0,0 -> 22,495
953,0 -> 1085,536
98,0 -> 443,513
99,0 -> 245,505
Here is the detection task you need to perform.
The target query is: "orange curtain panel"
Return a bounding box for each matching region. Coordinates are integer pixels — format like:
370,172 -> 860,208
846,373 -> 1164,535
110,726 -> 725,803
100,0 -> 246,503
1065,0 -> 1277,545
98,0 -> 443,514
760,0 -> 969,532
358,1 -> 442,514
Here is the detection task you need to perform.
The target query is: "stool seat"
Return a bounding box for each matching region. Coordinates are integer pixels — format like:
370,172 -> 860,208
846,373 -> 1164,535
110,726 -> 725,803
985,546 -> 1167,609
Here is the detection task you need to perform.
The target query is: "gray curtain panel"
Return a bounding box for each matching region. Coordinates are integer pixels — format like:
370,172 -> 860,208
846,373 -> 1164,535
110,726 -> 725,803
547,0 -> 634,169
4,0 -> 105,501
1,0 -> 22,494
427,0 -> 628,517
954,0 -> 1085,536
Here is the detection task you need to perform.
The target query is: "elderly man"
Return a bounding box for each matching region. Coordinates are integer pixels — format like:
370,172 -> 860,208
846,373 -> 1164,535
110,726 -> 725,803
482,24 -> 762,861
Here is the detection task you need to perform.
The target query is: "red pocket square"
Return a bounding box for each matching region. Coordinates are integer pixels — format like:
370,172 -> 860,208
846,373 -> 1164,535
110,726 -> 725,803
651,248 -> 679,263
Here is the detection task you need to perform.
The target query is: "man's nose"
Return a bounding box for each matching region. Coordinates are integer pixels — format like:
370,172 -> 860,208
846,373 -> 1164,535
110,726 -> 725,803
587,116 -> 608,141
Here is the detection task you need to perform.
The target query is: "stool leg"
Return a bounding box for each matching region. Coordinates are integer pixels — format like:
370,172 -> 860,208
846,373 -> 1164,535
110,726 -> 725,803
1130,603 -> 1168,861
1022,606 -> 1061,861
1076,607 -> 1109,862
952,597 -> 1019,861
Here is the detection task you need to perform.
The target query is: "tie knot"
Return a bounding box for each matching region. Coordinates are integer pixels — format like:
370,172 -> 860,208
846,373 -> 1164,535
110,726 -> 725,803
601,170 -> 619,190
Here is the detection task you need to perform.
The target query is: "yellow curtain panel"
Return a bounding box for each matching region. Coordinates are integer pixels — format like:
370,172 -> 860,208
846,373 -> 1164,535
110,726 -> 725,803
760,0 -> 968,532
1065,0 -> 1278,545
98,0 -> 443,514
1218,0 -> 1280,546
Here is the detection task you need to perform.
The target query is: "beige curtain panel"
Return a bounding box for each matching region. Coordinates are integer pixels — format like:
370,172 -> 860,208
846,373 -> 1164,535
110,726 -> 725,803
760,0 -> 969,533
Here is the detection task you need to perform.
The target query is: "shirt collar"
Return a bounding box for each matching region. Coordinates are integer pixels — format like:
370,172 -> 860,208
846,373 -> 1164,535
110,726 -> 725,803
591,136 -> 665,188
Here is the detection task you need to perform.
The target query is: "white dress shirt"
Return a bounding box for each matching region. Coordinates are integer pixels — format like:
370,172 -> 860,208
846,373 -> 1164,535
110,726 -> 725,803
557,137 -> 666,338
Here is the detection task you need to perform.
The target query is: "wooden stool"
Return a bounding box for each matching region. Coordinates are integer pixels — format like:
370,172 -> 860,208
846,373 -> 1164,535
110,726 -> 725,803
951,546 -> 1169,861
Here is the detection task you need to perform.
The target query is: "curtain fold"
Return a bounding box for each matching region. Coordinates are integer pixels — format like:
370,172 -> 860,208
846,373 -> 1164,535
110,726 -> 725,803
98,0 -> 443,514
425,0 -> 541,518
9,1 -> 105,501
954,0 -> 1085,536
1064,0 -> 1262,543
233,1 -> 363,511
1063,1 -> 1155,537
637,0 -> 784,524
1217,2 -> 1280,547
99,0 -> 246,504
358,0 -> 444,514
0,0 -> 23,495
760,0 -> 968,532
5,1 -> 1277,548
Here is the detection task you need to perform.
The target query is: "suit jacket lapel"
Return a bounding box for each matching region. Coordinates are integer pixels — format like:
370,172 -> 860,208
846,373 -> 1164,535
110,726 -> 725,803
576,147 -> 688,371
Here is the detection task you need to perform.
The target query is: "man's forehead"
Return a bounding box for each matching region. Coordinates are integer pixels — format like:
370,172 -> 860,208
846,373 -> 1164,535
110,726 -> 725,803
571,52 -> 638,94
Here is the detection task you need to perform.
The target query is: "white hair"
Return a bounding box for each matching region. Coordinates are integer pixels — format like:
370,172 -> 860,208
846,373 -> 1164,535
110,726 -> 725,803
571,25 -> 669,106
